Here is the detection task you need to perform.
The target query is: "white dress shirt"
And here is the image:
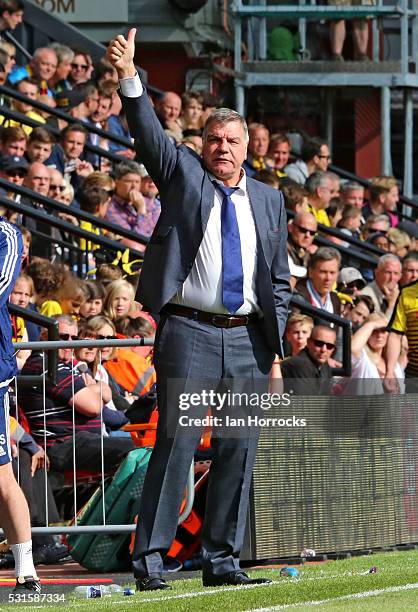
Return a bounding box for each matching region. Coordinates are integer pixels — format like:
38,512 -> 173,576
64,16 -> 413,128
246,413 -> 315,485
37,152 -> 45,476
119,74 -> 260,315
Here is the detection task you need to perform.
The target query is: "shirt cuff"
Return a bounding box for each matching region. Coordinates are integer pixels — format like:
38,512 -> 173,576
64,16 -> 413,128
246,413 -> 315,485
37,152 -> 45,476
119,73 -> 143,98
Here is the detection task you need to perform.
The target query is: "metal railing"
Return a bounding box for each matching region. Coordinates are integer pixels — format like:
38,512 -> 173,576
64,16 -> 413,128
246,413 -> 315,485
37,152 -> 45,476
8,335 -> 194,536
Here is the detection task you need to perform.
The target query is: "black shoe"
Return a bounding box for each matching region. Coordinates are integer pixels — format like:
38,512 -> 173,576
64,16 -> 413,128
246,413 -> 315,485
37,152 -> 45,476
202,570 -> 272,587
13,576 -> 41,593
136,575 -> 172,592
33,544 -> 72,565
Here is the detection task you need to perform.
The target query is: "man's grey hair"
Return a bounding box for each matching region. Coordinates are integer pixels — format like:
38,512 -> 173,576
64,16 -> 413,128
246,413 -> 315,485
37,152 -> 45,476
308,246 -> 341,268
48,43 -> 74,64
305,171 -> 333,194
33,47 -> 57,61
203,108 -> 249,144
377,253 -> 401,269
114,160 -> 143,180
341,180 -> 364,193
53,314 -> 77,327
365,214 -> 390,230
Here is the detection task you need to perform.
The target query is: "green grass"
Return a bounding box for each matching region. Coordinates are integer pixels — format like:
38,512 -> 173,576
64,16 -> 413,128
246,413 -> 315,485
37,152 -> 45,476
2,549 -> 418,611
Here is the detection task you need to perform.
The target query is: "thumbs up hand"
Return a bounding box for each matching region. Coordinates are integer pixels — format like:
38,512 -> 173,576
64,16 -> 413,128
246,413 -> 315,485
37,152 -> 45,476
107,28 -> 137,79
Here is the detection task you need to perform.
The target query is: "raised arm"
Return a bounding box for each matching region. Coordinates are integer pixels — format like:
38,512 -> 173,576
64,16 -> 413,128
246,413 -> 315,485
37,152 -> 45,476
107,28 -> 178,190
351,313 -> 388,359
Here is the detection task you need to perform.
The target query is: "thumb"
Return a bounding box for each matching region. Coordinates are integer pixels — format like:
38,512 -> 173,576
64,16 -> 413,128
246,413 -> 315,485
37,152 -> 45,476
127,28 -> 137,44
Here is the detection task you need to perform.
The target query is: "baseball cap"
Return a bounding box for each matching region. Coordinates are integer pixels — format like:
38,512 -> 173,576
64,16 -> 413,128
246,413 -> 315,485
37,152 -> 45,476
137,164 -> 150,179
0,155 -> 29,173
338,267 -> 366,288
55,89 -> 86,111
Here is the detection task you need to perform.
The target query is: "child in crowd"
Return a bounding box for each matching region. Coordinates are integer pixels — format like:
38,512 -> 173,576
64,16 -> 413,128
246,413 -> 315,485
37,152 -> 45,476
282,184 -> 310,214
9,273 -> 35,369
78,186 -> 111,251
284,314 -> 314,357
338,204 -> 362,239
26,260 -> 86,319
103,279 -> 136,321
96,263 -> 122,287
79,280 -> 105,318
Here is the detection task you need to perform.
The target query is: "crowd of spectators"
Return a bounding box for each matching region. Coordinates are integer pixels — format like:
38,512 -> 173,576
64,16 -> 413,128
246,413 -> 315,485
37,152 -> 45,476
0,0 -> 417,565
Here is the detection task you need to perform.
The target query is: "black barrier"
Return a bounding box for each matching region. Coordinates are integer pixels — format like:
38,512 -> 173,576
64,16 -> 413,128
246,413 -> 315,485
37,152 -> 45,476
242,392 -> 418,560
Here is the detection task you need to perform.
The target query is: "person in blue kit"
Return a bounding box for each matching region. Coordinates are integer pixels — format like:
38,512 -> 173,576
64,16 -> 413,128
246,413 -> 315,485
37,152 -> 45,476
0,219 -> 40,594
108,29 -> 291,592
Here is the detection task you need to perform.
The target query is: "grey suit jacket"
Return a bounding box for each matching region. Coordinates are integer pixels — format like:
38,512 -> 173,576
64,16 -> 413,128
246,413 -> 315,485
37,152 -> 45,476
121,92 -> 291,356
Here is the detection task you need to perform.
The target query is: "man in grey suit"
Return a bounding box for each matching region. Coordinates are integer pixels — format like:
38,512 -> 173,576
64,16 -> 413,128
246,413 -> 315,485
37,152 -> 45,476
107,29 -> 291,592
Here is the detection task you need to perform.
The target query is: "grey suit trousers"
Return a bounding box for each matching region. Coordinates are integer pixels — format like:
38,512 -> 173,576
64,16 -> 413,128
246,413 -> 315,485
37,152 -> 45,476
132,313 -> 274,577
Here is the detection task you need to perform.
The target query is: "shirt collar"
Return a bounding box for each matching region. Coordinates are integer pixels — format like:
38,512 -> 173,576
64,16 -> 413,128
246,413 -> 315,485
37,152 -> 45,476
209,168 -> 247,196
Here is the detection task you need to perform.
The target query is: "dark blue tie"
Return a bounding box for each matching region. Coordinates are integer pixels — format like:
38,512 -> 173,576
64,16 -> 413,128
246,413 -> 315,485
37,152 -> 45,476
216,184 -> 244,313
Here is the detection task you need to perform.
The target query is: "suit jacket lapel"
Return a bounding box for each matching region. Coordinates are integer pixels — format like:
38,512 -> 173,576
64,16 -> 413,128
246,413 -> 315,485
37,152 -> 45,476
201,172 -> 215,231
246,179 -> 268,258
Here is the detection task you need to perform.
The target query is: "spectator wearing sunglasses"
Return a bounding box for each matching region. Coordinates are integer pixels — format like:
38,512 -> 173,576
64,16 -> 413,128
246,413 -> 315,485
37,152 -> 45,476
0,154 -> 27,218
287,211 -> 318,269
337,267 -> 366,297
285,137 -> 331,185
281,325 -> 336,395
361,214 -> 390,242
68,48 -> 93,86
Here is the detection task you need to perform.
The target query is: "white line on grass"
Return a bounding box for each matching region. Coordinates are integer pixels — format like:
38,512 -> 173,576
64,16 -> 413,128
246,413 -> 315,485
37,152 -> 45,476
249,581 -> 418,611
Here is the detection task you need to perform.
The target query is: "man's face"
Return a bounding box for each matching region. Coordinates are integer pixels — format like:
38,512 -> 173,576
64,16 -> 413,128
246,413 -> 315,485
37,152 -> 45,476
314,144 -> 330,171
269,140 -> 290,170
62,130 -> 86,160
248,128 -> 269,158
58,320 -> 78,364
2,138 -> 26,157
33,50 -> 57,81
140,175 -> 158,198
157,93 -> 181,123
382,186 -> 399,212
375,260 -> 402,291
115,172 -> 142,202
317,178 -> 333,208
309,258 -> 339,296
289,215 -> 317,249
202,120 -> 247,185
2,10 -> 23,30
348,301 -> 371,326
55,57 -> 72,81
24,163 -> 50,195
365,220 -> 389,238
26,140 -> 52,163
401,259 -> 418,286
0,166 -> 26,185
343,188 -> 364,208
15,81 -> 38,114
91,96 -> 112,124
307,329 -> 336,365
330,178 -> 340,199
48,169 -> 65,201
85,91 -> 99,115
